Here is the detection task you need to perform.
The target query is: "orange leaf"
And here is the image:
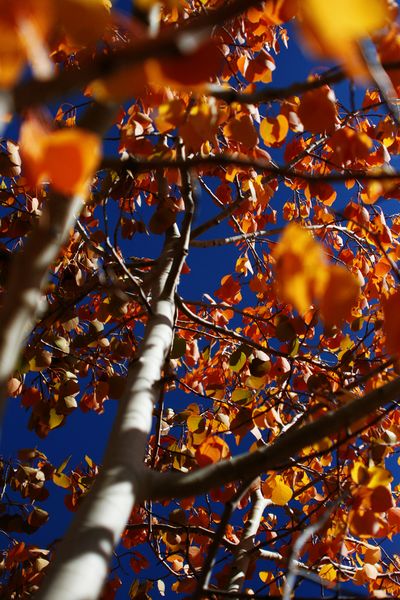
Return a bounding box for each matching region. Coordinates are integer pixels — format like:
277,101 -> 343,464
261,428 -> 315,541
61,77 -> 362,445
260,114 -> 289,147
350,509 -> 381,537
327,127 -> 373,167
319,265 -> 360,326
223,114 -> 258,148
247,0 -> 298,26
88,63 -> 150,102
180,102 -> 219,152
42,129 -> 101,195
370,485 -> 394,512
364,546 -> 381,564
155,99 -> 186,134
273,223 -> 328,314
297,85 -> 338,134
155,39 -> 223,88
56,0 -> 111,46
195,436 -> 230,467
215,274 -> 242,305
244,50 -> 275,83
20,118 -> 101,196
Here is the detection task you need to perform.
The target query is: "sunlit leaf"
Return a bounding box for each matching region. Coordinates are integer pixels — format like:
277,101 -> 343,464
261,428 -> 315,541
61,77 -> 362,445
270,476 -> 293,505
49,409 -> 64,430
319,563 -> 337,583
320,265 -> 361,326
273,223 -> 328,314
298,0 -> 391,77
195,436 -> 230,467
297,85 -> 338,134
367,465 -> 393,489
20,119 -> 101,196
260,114 -> 289,147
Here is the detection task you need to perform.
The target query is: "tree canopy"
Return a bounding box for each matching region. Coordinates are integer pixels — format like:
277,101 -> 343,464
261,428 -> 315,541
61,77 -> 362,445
1,0 -> 400,598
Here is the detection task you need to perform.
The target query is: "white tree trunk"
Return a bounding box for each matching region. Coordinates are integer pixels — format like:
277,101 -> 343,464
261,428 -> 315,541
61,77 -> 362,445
36,187 -> 191,598
36,299 -> 175,600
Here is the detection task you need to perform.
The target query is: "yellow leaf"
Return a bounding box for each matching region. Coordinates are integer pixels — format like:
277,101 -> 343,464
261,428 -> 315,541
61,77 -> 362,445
52,472 -> 71,488
319,563 -> 337,583
367,465 -> 393,489
49,409 -> 64,430
187,415 -> 204,432
155,99 -> 186,134
273,223 -> 328,314
351,461 -> 393,488
351,461 -> 370,484
231,388 -> 252,404
260,114 -> 289,146
56,454 -> 71,474
259,571 -> 274,583
299,0 -> 390,78
270,475 -> 293,506
85,455 -> 94,468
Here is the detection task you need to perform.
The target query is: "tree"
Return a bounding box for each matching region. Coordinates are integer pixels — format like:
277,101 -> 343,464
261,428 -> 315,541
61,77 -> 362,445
1,0 -> 400,598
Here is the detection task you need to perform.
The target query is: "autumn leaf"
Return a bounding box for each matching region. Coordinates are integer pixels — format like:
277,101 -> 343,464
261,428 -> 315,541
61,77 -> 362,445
298,0 -> 391,77
260,114 -> 289,147
319,563 -> 337,584
56,0 -> 111,46
243,50 -> 276,83
320,265 -> 361,327
367,465 -> 393,489
215,274 -> 242,305
270,476 -> 293,506
154,39 -> 223,88
328,127 -> 373,167
273,223 -> 328,314
370,485 -> 394,512
247,0 -> 298,27
297,85 -> 338,134
180,101 -> 219,152
20,118 -> 101,196
155,99 -> 186,134
223,114 -> 258,149
351,461 -> 393,488
49,409 -> 64,430
88,63 -> 151,102
195,436 -> 230,467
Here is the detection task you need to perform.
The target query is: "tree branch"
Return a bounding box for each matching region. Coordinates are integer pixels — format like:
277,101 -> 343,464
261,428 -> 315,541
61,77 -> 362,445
149,374 -> 400,500
36,144 -> 195,600
227,487 -> 271,597
102,153 -> 400,184
13,0 -> 266,112
0,101 -> 116,420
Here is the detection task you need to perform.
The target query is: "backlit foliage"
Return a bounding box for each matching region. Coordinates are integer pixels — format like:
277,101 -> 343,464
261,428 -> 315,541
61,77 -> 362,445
1,0 -> 400,598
